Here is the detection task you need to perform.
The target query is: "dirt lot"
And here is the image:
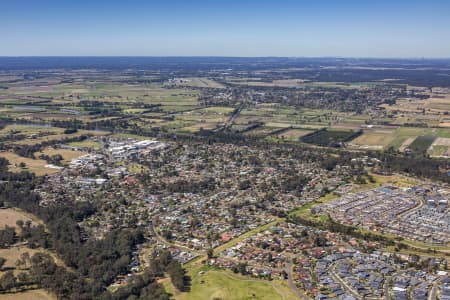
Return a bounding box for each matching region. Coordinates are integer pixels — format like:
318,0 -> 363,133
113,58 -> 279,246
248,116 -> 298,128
433,137 -> 450,146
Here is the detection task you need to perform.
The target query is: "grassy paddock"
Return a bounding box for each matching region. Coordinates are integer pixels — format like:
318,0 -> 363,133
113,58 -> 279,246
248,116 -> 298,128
300,129 -> 361,147
35,148 -> 87,165
13,129 -> 108,146
388,127 -> 434,149
164,266 -> 285,300
277,129 -> 313,140
408,135 -> 436,154
0,152 -> 60,176
0,289 -> 55,300
0,208 -> 41,233
67,140 -> 102,149
0,246 -> 41,270
350,128 -> 396,150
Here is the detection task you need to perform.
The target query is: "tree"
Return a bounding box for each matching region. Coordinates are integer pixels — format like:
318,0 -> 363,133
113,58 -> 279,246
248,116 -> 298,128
161,229 -> 172,240
0,271 -> 16,291
0,226 -> 16,248
16,220 -> 24,228
236,262 -> 247,275
17,272 -> 30,285
159,250 -> 172,267
229,218 -> 238,228
0,257 -> 5,271
207,248 -> 214,259
14,252 -> 30,270
167,261 -> 190,292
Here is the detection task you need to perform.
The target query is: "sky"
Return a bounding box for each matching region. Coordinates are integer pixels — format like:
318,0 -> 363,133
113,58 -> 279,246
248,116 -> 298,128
1,0 -> 450,57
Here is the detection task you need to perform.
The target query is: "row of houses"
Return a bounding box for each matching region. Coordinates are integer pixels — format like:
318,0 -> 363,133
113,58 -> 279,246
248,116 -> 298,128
317,185 -> 450,245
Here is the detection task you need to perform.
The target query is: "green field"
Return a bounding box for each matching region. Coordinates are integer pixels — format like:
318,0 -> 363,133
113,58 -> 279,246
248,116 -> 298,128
408,135 -> 436,154
164,266 -> 285,300
300,129 -> 361,147
68,140 -> 102,149
388,127 -> 434,149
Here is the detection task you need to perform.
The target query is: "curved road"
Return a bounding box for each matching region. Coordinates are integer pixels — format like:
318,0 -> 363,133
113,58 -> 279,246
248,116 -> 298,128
329,262 -> 363,300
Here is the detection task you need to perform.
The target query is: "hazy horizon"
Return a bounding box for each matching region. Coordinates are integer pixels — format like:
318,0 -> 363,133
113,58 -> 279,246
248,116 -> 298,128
1,56 -> 450,59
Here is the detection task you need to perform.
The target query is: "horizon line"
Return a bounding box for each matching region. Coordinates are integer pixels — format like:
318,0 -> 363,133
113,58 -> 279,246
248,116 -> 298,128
1,55 -> 450,60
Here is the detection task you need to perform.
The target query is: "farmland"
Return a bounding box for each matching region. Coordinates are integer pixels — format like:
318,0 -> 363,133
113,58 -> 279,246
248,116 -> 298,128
0,66 -> 449,185
0,64 -> 448,156
408,135 -> 436,154
350,128 -> 396,150
429,137 -> 450,157
300,129 -> 362,147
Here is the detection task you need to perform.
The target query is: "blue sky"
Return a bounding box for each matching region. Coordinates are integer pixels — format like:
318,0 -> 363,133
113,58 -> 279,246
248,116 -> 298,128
1,0 -> 450,57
